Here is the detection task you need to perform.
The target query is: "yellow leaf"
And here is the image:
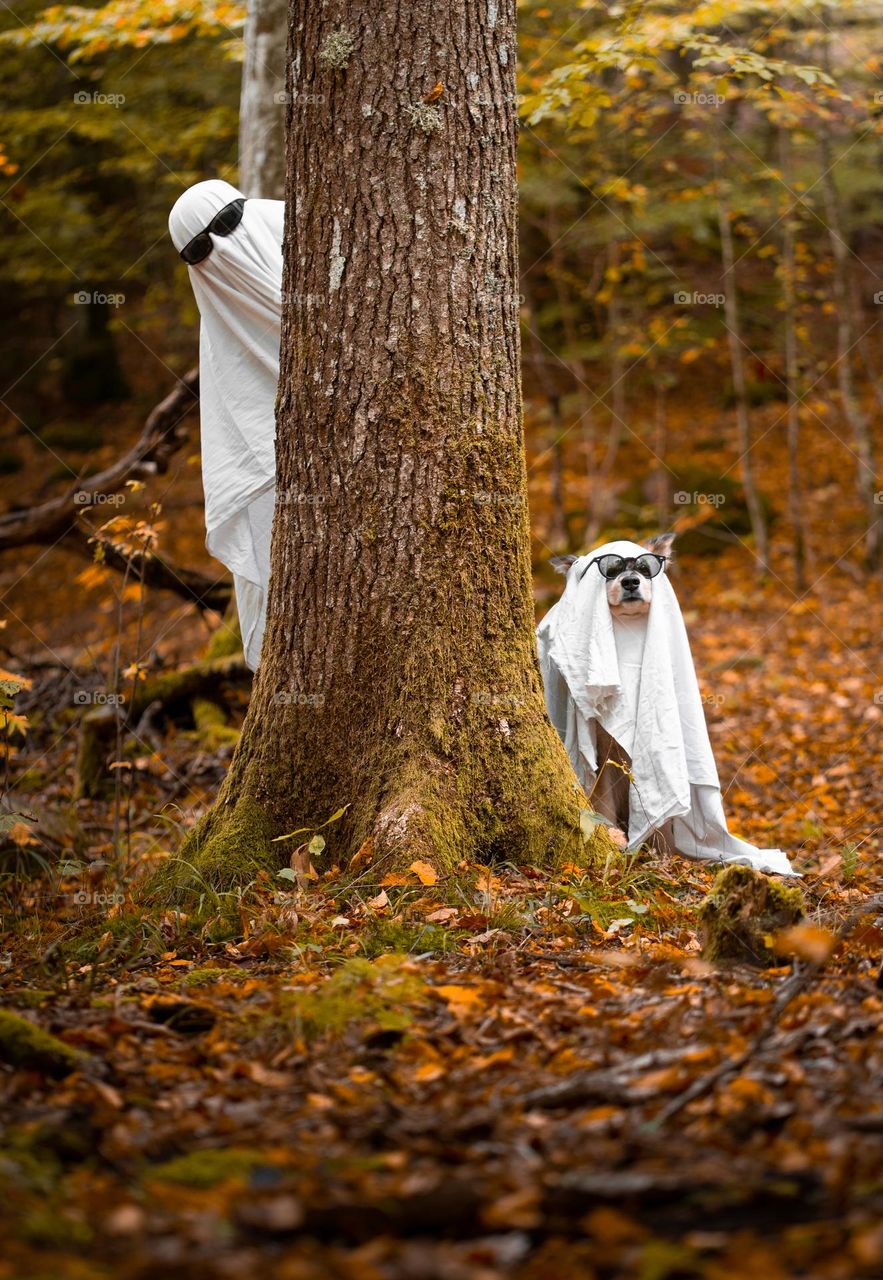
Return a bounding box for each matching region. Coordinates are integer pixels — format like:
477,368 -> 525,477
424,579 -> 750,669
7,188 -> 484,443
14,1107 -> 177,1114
408,859 -> 438,886
435,984 -> 481,1014
774,923 -> 837,964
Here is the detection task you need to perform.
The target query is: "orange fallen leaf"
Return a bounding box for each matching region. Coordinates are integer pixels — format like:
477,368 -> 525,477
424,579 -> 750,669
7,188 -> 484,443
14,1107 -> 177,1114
774,923 -> 837,964
435,984 -> 482,1014
348,836 -> 374,872
408,859 -> 438,886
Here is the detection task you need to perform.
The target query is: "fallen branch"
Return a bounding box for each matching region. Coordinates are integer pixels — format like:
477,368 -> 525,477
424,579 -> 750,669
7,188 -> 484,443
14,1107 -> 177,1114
0,369 -> 199,551
62,523 -> 231,612
74,652 -> 251,798
651,893 -> 883,1126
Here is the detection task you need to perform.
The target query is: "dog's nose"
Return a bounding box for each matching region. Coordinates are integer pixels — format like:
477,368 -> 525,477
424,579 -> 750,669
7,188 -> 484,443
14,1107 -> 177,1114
620,575 -> 640,592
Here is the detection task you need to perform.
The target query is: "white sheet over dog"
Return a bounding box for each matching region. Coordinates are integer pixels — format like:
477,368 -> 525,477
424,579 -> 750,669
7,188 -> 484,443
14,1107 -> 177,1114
168,178 -> 284,671
537,539 -> 796,876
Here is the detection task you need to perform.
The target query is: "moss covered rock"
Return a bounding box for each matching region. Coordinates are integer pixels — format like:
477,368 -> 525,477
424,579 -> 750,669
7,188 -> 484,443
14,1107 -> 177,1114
0,1011 -> 85,1076
699,865 -> 805,966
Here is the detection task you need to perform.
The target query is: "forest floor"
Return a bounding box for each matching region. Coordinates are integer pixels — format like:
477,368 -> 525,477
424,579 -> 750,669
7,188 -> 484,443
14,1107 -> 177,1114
1,377 -> 882,1279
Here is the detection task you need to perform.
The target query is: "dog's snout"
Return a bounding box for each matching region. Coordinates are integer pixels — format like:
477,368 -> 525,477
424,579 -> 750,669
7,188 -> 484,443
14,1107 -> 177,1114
621,575 -> 640,593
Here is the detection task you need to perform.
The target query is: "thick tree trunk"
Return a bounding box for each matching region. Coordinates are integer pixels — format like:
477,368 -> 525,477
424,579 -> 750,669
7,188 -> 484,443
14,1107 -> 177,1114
238,0 -> 288,198
171,0 -> 599,892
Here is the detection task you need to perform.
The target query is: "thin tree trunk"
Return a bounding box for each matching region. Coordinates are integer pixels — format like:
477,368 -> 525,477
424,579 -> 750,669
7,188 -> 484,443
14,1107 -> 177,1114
169,0 -> 602,893
778,128 -> 807,590
521,281 -> 569,550
584,239 -> 626,544
818,143 -> 881,570
239,0 -> 288,198
716,171 -> 769,575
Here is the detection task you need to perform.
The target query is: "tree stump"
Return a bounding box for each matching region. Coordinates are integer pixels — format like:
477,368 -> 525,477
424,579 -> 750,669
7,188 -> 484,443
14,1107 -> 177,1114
699,864 -> 805,966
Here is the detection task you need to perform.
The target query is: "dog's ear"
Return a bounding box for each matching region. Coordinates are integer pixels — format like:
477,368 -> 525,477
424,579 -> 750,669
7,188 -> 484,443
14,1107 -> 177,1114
645,532 -> 676,561
550,554 -> 579,576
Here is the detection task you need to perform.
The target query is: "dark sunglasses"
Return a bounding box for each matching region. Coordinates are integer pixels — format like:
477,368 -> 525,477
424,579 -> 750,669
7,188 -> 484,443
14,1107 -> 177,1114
179,197 -> 246,265
585,553 -> 666,581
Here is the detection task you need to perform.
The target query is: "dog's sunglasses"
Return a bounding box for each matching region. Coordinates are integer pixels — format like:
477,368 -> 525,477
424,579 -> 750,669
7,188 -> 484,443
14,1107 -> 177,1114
179,198 -> 247,265
585,553 -> 666,581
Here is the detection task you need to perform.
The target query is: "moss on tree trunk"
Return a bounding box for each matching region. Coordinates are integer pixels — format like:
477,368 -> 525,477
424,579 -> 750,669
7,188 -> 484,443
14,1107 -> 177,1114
159,0 -> 613,902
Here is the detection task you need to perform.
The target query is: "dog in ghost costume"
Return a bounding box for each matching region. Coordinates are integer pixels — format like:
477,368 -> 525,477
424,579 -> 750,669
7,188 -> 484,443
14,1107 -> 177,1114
536,535 -> 796,876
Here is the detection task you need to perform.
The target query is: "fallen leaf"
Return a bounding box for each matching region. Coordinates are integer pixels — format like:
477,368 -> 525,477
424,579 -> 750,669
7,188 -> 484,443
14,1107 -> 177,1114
408,859 -> 438,886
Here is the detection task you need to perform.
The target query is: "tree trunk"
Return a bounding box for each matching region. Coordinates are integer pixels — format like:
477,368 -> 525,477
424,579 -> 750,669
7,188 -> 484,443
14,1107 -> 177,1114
716,173 -> 769,576
778,128 -> 807,590
238,0 -> 288,198
818,144 -> 881,571
170,0 -> 600,893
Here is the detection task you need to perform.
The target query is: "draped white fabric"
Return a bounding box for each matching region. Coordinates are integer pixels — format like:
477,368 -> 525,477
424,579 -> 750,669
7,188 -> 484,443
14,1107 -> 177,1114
536,540 -> 796,876
168,178 -> 284,670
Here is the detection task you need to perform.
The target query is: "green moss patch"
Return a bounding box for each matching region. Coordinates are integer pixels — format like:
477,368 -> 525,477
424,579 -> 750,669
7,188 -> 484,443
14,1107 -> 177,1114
0,1011 -> 85,1077
290,955 -> 428,1039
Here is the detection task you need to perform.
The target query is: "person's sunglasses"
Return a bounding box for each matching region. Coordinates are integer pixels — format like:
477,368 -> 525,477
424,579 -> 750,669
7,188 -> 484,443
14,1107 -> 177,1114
585,553 -> 666,581
179,198 -> 246,265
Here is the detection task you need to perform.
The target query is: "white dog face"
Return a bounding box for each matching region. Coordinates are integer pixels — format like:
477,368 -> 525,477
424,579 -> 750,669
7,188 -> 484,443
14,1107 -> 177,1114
551,533 -> 675,619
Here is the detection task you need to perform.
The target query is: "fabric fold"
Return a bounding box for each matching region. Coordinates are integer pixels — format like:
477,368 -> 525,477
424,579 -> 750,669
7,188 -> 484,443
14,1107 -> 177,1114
536,539 -> 797,876
168,179 -> 284,671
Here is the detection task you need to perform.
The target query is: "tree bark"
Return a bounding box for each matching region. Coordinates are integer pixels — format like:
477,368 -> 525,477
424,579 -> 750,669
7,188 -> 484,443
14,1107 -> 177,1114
818,145 -> 881,571
777,128 -> 807,590
238,0 -> 288,198
168,0 -> 600,893
716,172 -> 770,576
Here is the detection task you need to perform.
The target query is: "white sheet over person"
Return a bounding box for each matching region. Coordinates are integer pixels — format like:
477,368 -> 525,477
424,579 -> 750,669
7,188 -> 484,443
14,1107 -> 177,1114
168,178 -> 283,671
536,539 -> 796,876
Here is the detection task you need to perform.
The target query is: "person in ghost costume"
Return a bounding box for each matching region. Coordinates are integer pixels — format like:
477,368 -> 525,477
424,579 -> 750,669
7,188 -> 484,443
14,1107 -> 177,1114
536,539 -> 796,877
167,178 -> 284,671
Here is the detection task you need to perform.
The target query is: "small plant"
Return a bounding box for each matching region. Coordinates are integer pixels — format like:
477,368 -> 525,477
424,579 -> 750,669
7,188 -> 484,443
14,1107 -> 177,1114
841,842 -> 859,882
